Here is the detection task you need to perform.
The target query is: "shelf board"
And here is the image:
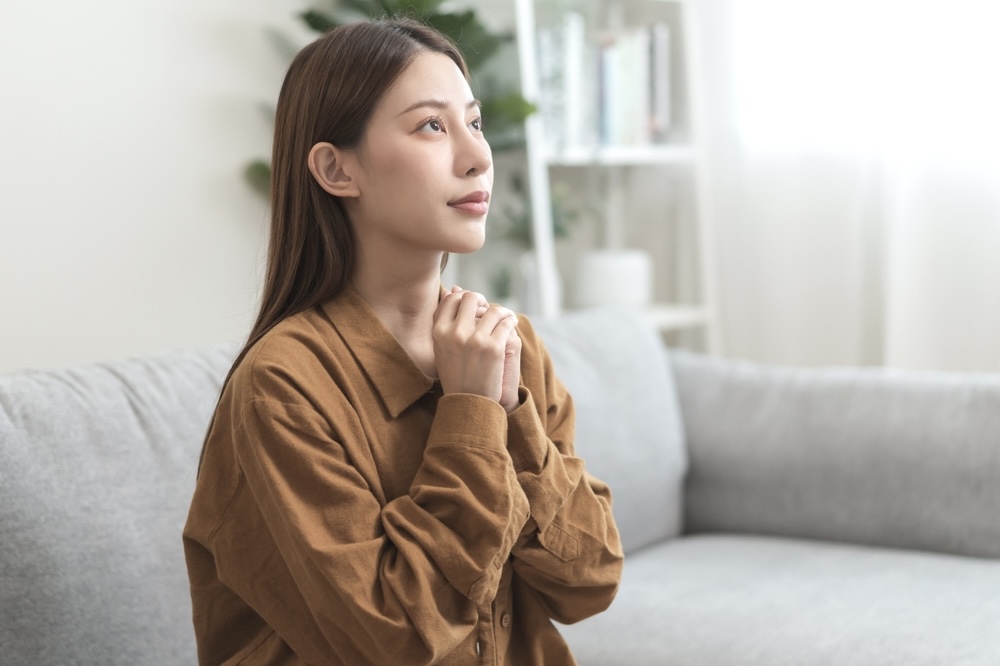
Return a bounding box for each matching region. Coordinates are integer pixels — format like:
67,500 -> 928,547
645,304 -> 712,331
544,143 -> 695,167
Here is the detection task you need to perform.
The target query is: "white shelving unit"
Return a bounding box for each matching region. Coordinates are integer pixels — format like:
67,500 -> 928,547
514,0 -> 721,354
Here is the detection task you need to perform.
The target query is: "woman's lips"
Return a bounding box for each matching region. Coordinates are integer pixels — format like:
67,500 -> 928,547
449,191 -> 489,215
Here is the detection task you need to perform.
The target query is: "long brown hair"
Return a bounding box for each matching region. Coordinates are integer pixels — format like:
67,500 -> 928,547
233,18 -> 469,378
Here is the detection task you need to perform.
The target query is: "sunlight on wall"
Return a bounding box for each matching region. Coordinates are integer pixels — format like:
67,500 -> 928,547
732,0 -> 1000,168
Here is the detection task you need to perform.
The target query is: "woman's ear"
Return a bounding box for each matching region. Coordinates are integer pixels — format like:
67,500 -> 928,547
307,142 -> 361,198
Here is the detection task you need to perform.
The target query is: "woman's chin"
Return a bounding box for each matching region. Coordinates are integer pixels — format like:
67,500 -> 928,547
447,230 -> 487,254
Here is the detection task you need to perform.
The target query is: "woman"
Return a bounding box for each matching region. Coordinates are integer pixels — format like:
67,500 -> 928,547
183,17 -> 622,665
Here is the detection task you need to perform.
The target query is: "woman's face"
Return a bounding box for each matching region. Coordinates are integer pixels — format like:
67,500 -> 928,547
345,50 -> 493,257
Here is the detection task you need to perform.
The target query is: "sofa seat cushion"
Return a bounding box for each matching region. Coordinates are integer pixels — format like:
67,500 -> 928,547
559,533 -> 1000,666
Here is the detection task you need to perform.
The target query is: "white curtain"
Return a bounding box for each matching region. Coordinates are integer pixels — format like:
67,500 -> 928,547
695,0 -> 1000,372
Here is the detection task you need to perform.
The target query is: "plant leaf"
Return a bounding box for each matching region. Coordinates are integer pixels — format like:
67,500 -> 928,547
413,0 -> 449,15
422,10 -> 473,39
485,135 -> 527,153
300,9 -> 340,33
425,11 -> 501,71
338,0 -> 380,16
482,93 -> 536,124
480,93 -> 534,150
382,0 -> 449,16
244,159 -> 271,197
371,0 -> 394,16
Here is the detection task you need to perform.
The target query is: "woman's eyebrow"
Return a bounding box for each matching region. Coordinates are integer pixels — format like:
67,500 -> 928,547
397,98 -> 482,116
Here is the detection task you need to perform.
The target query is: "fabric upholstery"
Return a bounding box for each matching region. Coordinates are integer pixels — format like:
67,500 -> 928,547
531,307 -> 688,553
672,350 -> 1000,559
559,533 -> 1000,666
0,345 -> 235,664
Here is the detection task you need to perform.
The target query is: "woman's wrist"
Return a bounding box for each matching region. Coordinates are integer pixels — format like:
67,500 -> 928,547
501,387 -> 525,415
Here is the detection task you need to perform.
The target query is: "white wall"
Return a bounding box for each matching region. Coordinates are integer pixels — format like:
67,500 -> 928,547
0,0 -> 312,373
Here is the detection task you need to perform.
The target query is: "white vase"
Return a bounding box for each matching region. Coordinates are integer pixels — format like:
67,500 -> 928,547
572,249 -> 653,308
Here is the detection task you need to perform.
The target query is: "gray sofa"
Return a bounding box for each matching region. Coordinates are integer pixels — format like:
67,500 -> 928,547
2,308 -> 999,665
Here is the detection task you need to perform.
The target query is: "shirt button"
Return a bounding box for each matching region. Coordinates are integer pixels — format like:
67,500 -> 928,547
500,612 -> 511,628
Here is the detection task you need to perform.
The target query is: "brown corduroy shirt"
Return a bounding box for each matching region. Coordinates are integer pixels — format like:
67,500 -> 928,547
183,286 -> 623,665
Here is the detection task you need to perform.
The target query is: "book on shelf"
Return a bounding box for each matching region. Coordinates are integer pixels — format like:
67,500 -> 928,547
536,13 -> 671,154
536,10 -> 591,154
649,21 -> 671,143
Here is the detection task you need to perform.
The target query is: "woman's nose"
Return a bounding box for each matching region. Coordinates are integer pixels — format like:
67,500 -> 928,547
459,131 -> 492,177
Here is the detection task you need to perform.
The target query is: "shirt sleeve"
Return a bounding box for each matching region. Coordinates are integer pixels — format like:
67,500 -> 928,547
504,320 -> 624,625
233,368 -> 530,664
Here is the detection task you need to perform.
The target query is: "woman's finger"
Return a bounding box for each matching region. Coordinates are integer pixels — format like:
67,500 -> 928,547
473,306 -> 517,338
433,289 -> 465,326
455,290 -> 487,326
489,309 -> 519,337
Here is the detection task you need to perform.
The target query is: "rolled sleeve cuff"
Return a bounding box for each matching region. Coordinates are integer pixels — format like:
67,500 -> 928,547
506,387 -> 547,473
429,393 -> 509,452
505,388 -> 578,533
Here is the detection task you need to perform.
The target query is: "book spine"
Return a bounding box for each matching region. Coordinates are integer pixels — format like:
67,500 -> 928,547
536,23 -> 563,153
650,21 -> 671,143
562,11 -> 586,149
598,37 -> 617,145
631,26 -> 652,145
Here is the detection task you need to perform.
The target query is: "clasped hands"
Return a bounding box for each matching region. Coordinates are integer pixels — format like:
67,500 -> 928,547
433,286 -> 521,414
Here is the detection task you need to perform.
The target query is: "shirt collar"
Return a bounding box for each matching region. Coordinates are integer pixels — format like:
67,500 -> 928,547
320,284 -> 435,419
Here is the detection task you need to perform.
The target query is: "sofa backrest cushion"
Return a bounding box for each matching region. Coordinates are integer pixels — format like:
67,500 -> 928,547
0,345 -> 236,664
532,307 -> 687,553
672,349 -> 1000,560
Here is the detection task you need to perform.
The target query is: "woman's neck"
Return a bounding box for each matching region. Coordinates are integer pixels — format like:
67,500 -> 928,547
351,256 -> 444,359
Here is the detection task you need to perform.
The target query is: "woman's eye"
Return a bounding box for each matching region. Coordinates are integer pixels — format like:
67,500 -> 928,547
469,117 -> 484,132
420,118 -> 444,133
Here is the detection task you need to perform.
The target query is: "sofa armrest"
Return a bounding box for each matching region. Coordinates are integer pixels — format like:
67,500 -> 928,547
671,350 -> 1000,560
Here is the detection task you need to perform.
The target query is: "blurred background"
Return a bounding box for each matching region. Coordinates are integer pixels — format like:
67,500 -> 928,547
2,0 -> 999,374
